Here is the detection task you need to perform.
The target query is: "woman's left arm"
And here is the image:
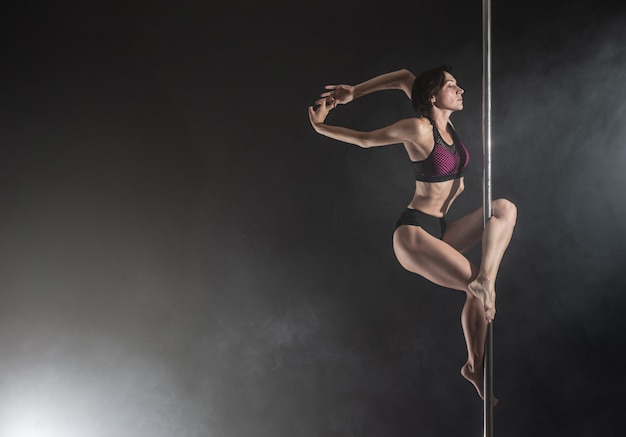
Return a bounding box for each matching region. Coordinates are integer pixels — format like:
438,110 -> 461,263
317,69 -> 416,106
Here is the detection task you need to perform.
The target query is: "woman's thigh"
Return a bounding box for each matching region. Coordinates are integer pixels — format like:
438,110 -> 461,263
442,207 -> 484,253
443,199 -> 516,253
393,225 -> 478,292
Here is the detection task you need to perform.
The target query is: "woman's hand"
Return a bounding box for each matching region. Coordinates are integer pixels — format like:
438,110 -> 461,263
316,84 -> 354,106
308,97 -> 336,132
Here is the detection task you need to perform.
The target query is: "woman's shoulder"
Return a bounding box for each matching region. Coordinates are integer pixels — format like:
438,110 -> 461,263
391,117 -> 432,143
409,117 -> 434,143
414,116 -> 432,129
397,116 -> 431,130
397,117 -> 434,158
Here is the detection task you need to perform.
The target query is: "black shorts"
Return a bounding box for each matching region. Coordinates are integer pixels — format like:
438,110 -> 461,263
393,208 -> 447,239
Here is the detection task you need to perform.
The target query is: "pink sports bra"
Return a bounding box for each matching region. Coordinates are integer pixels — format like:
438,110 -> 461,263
412,117 -> 469,182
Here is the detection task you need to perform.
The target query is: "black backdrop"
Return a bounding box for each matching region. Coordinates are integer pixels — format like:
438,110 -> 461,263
2,1 -> 626,436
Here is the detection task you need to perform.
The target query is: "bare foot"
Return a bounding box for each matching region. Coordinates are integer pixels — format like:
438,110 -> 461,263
468,277 -> 496,323
461,363 -> 499,406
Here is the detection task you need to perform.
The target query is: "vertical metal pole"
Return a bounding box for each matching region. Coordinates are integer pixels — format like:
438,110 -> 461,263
482,0 -> 494,436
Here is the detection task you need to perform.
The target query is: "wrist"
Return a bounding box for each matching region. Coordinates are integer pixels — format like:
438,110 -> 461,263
312,122 -> 325,133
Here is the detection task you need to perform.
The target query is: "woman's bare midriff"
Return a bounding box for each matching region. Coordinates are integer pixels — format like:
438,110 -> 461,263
407,178 -> 465,217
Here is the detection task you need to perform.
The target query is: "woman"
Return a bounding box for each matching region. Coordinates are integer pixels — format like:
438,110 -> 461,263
308,65 -> 517,401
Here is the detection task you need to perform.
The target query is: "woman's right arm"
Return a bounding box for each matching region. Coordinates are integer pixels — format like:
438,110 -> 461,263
317,69 -> 416,106
308,98 -> 420,149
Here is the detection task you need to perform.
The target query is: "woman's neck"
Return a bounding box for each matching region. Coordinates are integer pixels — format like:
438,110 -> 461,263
427,109 -> 452,131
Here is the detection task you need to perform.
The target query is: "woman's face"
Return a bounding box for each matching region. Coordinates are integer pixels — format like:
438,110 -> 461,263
431,72 -> 464,112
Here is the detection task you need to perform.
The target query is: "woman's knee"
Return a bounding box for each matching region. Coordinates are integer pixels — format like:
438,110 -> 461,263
493,198 -> 517,224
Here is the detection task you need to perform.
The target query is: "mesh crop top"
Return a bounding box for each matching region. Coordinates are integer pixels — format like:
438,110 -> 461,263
412,117 -> 469,182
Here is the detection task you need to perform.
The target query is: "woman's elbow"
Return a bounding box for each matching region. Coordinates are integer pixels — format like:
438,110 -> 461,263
399,68 -> 414,79
399,69 -> 415,97
359,136 -> 379,149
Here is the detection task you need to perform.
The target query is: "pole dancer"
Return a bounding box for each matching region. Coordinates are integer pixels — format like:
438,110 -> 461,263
308,64 -> 516,403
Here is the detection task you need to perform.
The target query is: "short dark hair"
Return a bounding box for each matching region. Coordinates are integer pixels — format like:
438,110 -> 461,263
411,64 -> 453,116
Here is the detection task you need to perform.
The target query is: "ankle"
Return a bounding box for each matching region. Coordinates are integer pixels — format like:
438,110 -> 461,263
465,355 -> 484,372
472,274 -> 493,287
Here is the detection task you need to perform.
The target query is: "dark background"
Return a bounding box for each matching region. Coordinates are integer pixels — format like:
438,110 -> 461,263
1,1 -> 626,436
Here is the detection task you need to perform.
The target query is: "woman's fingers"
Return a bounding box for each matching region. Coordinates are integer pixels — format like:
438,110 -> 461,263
320,85 -> 338,98
320,84 -> 353,104
313,97 -> 336,109
308,97 -> 335,125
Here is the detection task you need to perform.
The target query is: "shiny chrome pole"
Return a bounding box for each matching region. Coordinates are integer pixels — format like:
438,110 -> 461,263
482,0 -> 494,436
